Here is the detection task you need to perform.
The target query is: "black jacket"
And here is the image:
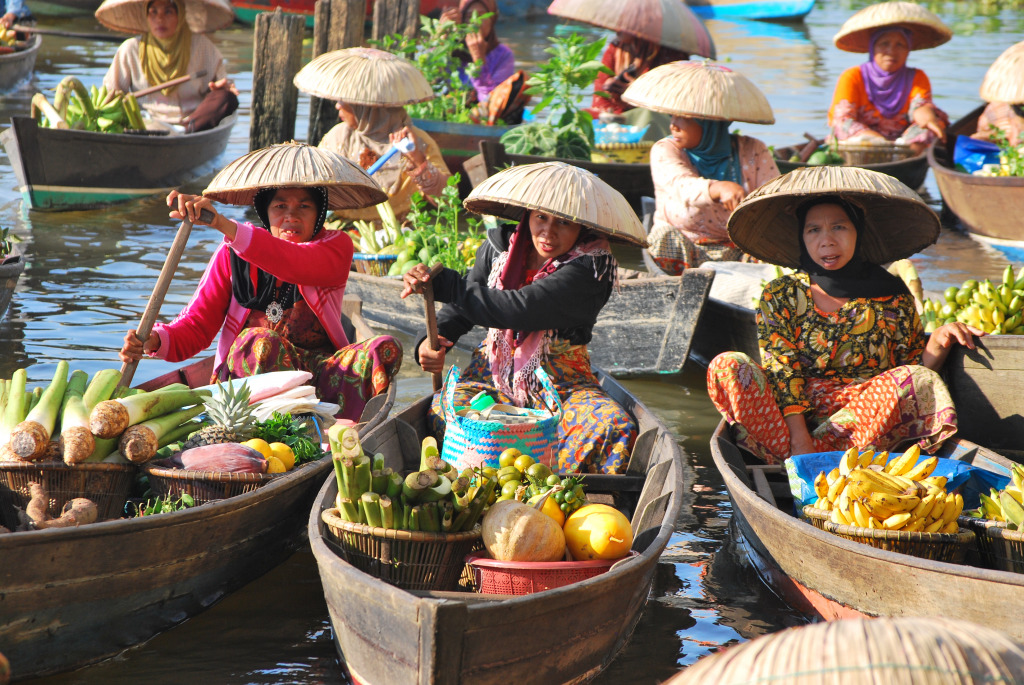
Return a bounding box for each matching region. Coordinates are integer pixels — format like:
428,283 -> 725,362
415,224 -> 615,360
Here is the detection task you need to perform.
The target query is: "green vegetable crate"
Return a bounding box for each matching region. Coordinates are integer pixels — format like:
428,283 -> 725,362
352,253 -> 398,278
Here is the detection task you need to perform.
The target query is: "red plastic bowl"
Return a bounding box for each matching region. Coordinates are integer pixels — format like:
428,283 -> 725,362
465,552 -> 633,595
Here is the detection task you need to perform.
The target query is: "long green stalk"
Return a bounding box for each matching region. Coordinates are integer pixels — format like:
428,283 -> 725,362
83,436 -> 118,463
361,492 -> 382,528
59,370 -> 93,465
82,369 -> 121,411
89,388 -> 211,439
0,369 -> 26,445
12,361 -> 69,460
119,405 -> 206,463
379,495 -> 395,529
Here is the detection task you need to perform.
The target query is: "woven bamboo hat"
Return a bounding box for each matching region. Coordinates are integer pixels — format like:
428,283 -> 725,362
667,617 -> 1024,684
833,2 -> 952,53
203,142 -> 387,210
547,0 -> 716,59
95,0 -> 234,34
727,166 -> 938,268
464,162 -> 647,247
981,40 -> 1024,103
621,60 -> 774,124
293,47 -> 434,107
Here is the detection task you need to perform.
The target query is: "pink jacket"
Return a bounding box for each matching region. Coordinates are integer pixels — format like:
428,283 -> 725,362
151,221 -> 353,368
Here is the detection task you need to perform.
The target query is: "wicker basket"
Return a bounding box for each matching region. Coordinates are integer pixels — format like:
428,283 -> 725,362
0,461 -> 136,526
143,464 -> 275,505
591,141 -> 654,164
352,253 -> 397,277
802,505 -> 974,562
836,141 -> 915,166
321,507 -> 483,591
464,552 -> 628,595
958,515 -> 1024,573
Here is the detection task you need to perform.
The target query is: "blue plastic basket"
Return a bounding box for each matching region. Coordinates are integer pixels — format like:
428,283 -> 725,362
352,253 -> 397,277
593,121 -> 649,145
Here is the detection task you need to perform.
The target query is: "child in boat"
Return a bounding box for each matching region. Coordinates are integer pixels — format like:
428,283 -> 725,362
1,0 -> 32,29
707,166 -> 981,464
399,161 -> 645,474
829,1 -> 952,155
97,0 -> 238,130
621,61 -> 779,275
118,143 -> 402,421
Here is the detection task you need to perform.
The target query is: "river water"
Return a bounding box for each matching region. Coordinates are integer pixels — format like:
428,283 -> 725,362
7,1 -> 1024,682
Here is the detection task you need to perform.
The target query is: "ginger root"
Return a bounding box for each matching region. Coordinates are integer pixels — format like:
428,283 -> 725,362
25,481 -> 98,529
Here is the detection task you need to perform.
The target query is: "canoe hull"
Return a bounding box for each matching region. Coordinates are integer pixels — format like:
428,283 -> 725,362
345,268 -> 715,375
0,112 -> 236,211
310,371 -> 685,684
231,0 -> 315,26
776,149 -> 929,190
710,421 -> 1024,640
0,247 -> 25,322
0,35 -> 40,92
688,295 -> 758,366
685,0 -> 815,21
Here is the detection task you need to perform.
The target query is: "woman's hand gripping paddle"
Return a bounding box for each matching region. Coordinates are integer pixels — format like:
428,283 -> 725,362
422,263 -> 445,392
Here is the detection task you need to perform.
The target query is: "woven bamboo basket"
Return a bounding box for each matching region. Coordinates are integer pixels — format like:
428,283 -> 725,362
958,515 -> 1024,573
143,464 -> 275,505
0,461 -> 136,525
352,252 -> 398,277
836,141 -> 915,166
803,505 -> 974,562
590,141 -> 654,164
321,507 -> 483,591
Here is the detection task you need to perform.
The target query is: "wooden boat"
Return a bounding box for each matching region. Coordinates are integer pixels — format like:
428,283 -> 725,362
773,141 -> 930,190
0,111 -> 236,211
345,265 -> 715,376
475,141 -> 654,216
231,0 -> 315,26
928,105 -> 1024,244
0,34 -> 40,93
685,0 -> 815,22
710,420 -> 1024,638
309,367 -> 685,684
0,246 -> 25,322
0,299 -> 394,682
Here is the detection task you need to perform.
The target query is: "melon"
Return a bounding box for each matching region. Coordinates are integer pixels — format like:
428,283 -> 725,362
563,504 -> 633,561
482,499 -> 566,562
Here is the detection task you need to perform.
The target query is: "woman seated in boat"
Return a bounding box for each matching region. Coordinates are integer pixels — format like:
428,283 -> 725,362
1,0 -> 32,30
296,47 -> 451,223
399,162 -> 645,474
96,0 -> 238,131
591,33 -> 689,118
621,61 -> 779,275
118,143 -> 402,421
440,0 -> 526,125
973,40 -> 1024,147
706,166 -> 981,465
829,2 -> 953,154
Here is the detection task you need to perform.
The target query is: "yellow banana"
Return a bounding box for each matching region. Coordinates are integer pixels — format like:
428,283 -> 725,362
812,496 -> 829,510
890,475 -> 918,491
849,468 -> 905,495
813,471 -> 829,499
911,493 -> 936,519
903,517 -> 925,533
924,518 -> 945,534
940,493 -> 964,525
827,474 -> 848,503
862,491 -> 921,519
921,475 -> 948,490
882,512 -> 913,529
831,507 -> 850,525
885,447 -> 919,476
857,449 -> 875,468
825,467 -> 842,486
1006,486 -> 1024,505
851,498 -> 871,528
924,492 -> 947,521
871,451 -> 888,467
1012,464 -> 1024,490
940,520 -> 959,535
867,515 -> 880,529
839,447 -> 859,476
903,456 -> 938,481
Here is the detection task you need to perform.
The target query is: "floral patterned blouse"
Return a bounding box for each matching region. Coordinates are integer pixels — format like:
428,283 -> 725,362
756,272 -> 925,417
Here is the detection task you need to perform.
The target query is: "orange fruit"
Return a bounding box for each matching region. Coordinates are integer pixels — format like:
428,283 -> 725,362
243,438 -> 272,459
269,442 -> 295,470
266,456 -> 287,474
513,453 -> 535,473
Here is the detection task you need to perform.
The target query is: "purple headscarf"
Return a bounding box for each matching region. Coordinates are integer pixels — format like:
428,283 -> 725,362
860,27 -> 916,119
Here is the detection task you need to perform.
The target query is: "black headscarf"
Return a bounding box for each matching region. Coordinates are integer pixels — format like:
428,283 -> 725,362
796,196 -> 909,299
229,186 -> 329,310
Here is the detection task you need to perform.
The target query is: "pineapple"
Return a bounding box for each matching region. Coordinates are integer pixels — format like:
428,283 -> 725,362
181,380 -> 256,450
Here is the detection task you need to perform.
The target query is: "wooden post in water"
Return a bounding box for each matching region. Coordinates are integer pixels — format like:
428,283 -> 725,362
371,0 -> 419,42
250,8 -> 305,151
308,0 -> 365,147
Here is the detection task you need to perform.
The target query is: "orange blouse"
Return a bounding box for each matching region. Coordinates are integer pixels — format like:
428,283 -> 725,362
828,66 -> 934,141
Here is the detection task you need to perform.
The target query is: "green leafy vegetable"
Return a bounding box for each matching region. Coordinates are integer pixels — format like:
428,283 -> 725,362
133,492 -> 195,516
253,412 -> 326,466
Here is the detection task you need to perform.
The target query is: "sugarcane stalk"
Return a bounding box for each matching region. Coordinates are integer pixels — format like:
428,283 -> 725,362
332,456 -> 346,501
409,506 -> 421,532
341,458 -> 357,499
385,471 -> 403,500
372,453 -> 385,472
371,468 -> 389,495
337,497 -> 361,523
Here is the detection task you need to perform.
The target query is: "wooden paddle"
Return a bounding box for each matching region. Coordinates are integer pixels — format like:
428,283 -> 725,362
421,263 -> 445,392
129,70 -> 208,100
117,208 -> 214,389
12,24 -> 124,43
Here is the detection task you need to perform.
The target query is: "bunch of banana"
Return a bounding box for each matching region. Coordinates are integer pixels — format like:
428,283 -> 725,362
969,463 -> 1024,529
0,28 -> 17,47
921,264 -> 1024,335
811,445 -> 964,534
32,77 -> 145,134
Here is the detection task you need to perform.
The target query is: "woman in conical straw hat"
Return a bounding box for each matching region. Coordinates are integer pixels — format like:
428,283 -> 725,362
295,47 -> 451,224
829,1 -> 952,154
400,161 -> 645,474
97,0 -> 238,130
621,60 -> 779,276
973,40 -> 1024,147
705,166 -> 980,465
119,143 -> 403,421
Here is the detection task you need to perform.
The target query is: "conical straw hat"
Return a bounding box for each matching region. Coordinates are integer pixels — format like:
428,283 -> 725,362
293,47 -> 434,107
547,0 -> 716,59
833,2 -> 951,53
464,162 -> 647,247
621,60 -> 774,124
727,166 -> 938,268
203,142 -> 387,210
95,0 -> 234,34
980,41 -> 1024,104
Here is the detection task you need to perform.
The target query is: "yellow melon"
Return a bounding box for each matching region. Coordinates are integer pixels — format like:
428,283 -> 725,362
563,504 -> 633,561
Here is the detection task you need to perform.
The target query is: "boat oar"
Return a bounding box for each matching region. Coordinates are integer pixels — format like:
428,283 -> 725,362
12,24 -> 124,43
421,263 -> 445,392
117,208 -> 213,389
129,70 -> 208,100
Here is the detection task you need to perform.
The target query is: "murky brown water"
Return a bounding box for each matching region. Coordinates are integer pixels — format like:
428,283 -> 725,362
6,1 -> 1024,682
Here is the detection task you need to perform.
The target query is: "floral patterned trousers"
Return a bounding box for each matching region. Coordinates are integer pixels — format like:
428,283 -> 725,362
706,351 -> 958,465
